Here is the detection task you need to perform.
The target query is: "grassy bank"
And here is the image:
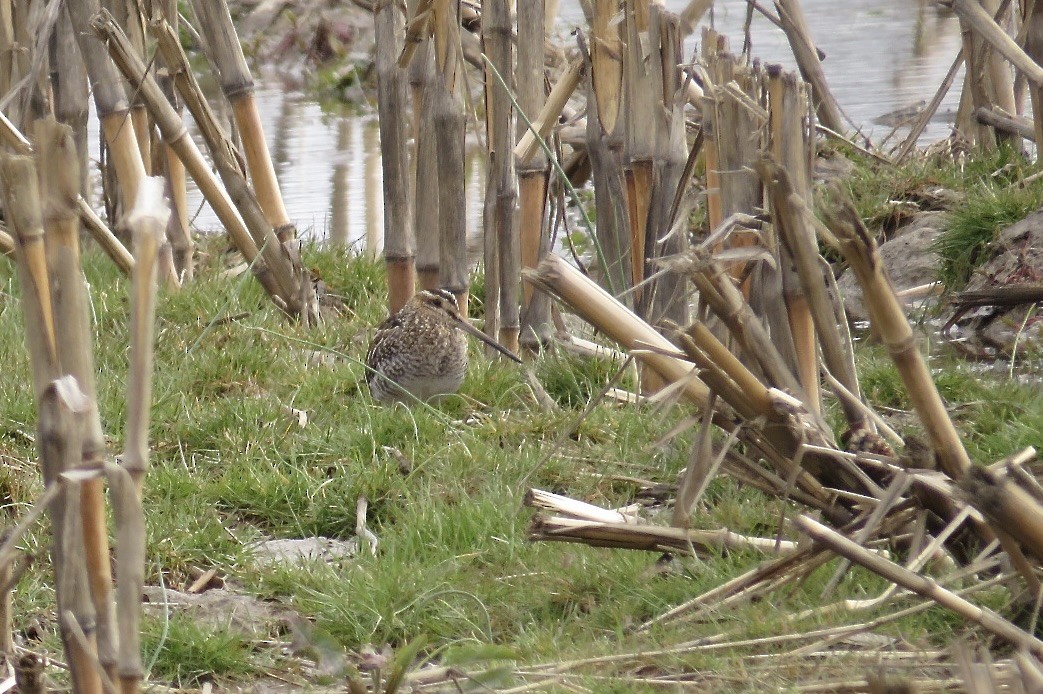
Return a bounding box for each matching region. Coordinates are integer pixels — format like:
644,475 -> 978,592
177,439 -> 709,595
2,238 -> 1043,689
829,142 -> 1043,288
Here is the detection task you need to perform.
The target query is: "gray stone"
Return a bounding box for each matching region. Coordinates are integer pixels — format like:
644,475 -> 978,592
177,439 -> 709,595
250,537 -> 357,567
836,212 -> 947,322
814,150 -> 856,183
964,208 -> 1043,292
955,208 -> 1043,347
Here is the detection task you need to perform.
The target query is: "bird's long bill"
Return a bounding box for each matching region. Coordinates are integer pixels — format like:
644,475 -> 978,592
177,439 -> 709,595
454,318 -> 523,363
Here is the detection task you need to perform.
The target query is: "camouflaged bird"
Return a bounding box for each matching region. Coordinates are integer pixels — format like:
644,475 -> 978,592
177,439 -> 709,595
365,289 -> 521,403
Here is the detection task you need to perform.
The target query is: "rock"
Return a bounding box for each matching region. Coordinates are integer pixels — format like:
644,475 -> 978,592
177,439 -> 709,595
977,309 -> 1043,348
964,209 -> 1043,293
814,150 -> 856,183
250,537 -> 357,567
836,211 -> 947,322
237,0 -> 375,72
951,208 -> 1043,348
238,0 -> 290,36
873,100 -> 926,127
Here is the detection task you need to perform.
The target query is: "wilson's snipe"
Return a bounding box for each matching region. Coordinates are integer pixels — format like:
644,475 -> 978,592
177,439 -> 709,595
366,289 -> 521,403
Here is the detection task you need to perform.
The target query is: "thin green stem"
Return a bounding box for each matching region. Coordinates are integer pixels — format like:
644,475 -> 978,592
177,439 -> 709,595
480,53 -> 618,296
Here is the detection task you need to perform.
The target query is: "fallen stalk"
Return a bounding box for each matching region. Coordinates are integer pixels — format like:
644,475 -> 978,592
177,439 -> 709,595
796,514 -> 1043,658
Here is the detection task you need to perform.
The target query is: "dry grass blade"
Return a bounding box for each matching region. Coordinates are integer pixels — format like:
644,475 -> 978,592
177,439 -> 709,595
823,197 -> 972,481
190,0 -> 295,241
672,395 -> 732,527
944,0 -> 1043,87
961,466 -> 1043,565
639,546 -> 822,631
520,355 -> 633,487
784,571 -> 1007,661
819,472 -> 911,599
529,513 -> 799,557
524,255 -> 710,407
374,0 -> 415,313
895,47 -> 964,163
796,515 -> 1043,658
820,369 -> 902,448
0,109 -> 30,152
0,154 -> 58,402
514,59 -> 583,165
35,117 -> 118,682
0,226 -> 14,256
108,463 -> 146,694
122,177 -> 168,494
355,496 -> 379,555
0,483 -> 62,573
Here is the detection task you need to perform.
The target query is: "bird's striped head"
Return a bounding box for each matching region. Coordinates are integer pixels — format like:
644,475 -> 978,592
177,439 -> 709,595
408,288 -> 523,364
415,288 -> 462,318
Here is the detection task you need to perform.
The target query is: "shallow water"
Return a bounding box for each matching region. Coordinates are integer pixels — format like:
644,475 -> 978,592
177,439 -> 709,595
182,0 -> 965,249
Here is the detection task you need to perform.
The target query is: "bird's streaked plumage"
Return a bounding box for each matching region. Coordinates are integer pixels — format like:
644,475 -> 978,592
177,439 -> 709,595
366,289 -> 520,403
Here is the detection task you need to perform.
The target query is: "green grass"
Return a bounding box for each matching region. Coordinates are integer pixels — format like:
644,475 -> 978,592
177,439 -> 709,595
857,342 -> 1043,462
935,180 -> 1043,288
142,616 -> 263,686
2,239 -> 1041,689
825,142 -> 1043,288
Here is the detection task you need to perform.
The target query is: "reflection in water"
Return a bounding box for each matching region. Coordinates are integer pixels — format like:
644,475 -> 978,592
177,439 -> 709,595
272,82 -> 293,182
365,120 -> 381,256
466,149 -> 484,262
328,116 -> 384,254
178,1 -> 966,248
328,119 -> 351,247
186,86 -> 382,248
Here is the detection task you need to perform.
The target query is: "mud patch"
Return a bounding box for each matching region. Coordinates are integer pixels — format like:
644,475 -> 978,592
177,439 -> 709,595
141,586 -> 297,637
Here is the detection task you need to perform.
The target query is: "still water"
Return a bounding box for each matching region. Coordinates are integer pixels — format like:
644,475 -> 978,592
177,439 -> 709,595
183,0 -> 964,251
